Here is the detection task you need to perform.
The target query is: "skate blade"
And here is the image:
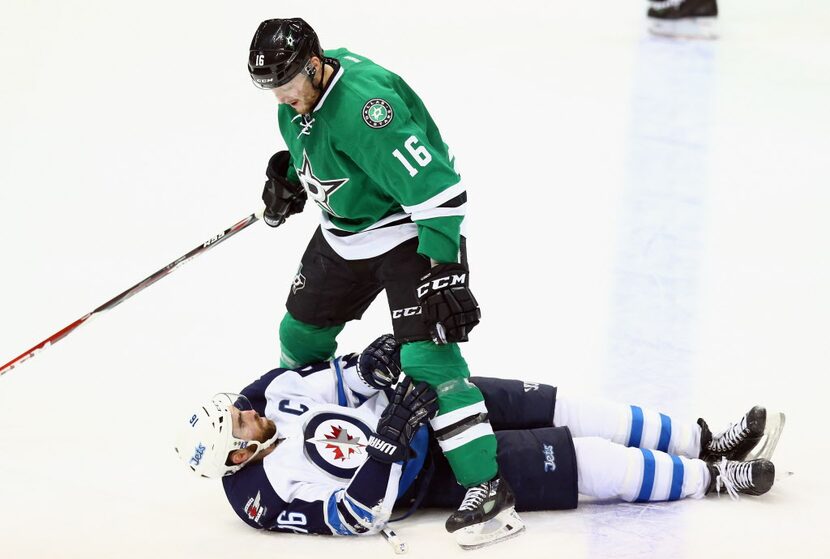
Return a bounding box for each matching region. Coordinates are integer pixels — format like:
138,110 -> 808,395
648,17 -> 718,40
745,412 -> 786,461
454,508 -> 526,550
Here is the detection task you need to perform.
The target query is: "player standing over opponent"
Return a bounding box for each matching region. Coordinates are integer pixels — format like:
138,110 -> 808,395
246,18 -> 511,546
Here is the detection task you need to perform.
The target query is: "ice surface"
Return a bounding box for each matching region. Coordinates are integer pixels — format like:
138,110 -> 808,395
1,1 -> 828,557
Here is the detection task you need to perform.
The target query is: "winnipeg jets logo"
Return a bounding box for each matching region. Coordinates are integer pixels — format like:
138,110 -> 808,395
296,151 -> 349,217
303,412 -> 373,479
310,425 -> 367,462
244,491 -> 267,525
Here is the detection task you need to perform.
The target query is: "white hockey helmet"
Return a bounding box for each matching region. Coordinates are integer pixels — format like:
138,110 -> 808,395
174,393 -> 279,479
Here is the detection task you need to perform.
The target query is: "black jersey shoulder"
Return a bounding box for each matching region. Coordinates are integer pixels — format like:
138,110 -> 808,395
222,461 -> 285,530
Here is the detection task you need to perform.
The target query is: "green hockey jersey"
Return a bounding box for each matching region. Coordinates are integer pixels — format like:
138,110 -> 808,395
277,48 -> 466,263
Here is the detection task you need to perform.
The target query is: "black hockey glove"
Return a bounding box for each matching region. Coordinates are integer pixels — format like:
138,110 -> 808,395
357,334 -> 402,390
366,377 -> 438,463
261,151 -> 307,228
416,263 -> 481,344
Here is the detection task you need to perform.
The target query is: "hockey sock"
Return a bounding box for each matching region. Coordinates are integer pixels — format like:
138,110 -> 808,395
401,341 -> 498,487
554,397 -> 701,458
278,312 -> 345,368
573,437 -> 710,501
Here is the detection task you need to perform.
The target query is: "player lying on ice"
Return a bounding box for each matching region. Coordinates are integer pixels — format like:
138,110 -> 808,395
175,335 -> 780,550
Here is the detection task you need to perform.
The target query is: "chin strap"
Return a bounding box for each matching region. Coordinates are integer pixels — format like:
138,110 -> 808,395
301,58 -> 334,115
305,60 -> 324,93
232,429 -> 282,475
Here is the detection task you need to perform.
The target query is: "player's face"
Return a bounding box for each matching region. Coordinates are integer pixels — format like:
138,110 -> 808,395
230,406 -> 276,444
272,69 -> 316,114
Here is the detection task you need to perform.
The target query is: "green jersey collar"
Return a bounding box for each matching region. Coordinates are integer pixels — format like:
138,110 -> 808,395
312,58 -> 344,114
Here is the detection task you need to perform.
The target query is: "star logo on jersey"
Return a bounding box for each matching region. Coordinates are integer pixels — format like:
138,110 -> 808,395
362,98 -> 394,128
244,491 -> 268,525
314,425 -> 367,461
296,150 -> 349,217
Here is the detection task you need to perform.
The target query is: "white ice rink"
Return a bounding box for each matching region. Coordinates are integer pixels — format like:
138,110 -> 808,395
1,1 -> 828,557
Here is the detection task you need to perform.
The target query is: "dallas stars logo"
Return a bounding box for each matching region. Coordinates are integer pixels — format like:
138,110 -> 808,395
275,31 -> 295,49
296,150 -> 349,217
310,425 -> 366,462
362,98 -> 394,128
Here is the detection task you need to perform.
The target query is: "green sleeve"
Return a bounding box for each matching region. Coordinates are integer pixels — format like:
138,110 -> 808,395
415,216 -> 464,263
335,89 -> 465,263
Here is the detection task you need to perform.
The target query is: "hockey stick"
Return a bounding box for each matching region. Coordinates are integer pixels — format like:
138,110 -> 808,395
381,527 -> 408,555
0,209 -> 265,377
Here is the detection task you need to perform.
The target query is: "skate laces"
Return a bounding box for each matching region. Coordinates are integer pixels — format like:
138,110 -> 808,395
458,484 -> 490,512
710,416 -> 749,453
714,457 -> 754,500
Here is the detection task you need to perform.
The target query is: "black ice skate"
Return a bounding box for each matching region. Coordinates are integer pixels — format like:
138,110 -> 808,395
706,457 -> 775,499
445,476 -> 525,549
699,406 -> 767,462
647,0 -> 718,39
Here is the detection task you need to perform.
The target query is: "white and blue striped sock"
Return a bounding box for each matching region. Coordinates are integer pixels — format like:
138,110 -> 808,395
554,398 -> 701,458
574,437 -> 710,501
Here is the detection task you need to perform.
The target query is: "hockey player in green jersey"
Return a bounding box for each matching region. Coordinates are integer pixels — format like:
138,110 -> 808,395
247,18 -> 520,548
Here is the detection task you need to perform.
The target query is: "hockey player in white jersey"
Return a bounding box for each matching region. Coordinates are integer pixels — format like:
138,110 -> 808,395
175,335 -> 781,549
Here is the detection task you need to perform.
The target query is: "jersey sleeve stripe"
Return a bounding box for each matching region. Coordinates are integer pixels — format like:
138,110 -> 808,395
324,491 -> 378,535
325,493 -> 354,535
331,359 -> 348,406
337,499 -> 371,533
400,181 -> 465,214
438,191 -> 467,208
410,205 -> 466,222
343,495 -> 375,525
321,210 -> 411,233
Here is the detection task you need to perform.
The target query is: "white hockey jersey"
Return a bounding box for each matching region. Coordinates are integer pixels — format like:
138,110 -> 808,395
222,354 -> 429,536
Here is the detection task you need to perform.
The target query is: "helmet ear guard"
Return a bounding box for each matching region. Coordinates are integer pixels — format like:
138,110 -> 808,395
174,393 -> 279,479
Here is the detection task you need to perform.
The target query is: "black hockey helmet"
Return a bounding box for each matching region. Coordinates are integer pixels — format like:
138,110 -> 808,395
248,18 -> 323,89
